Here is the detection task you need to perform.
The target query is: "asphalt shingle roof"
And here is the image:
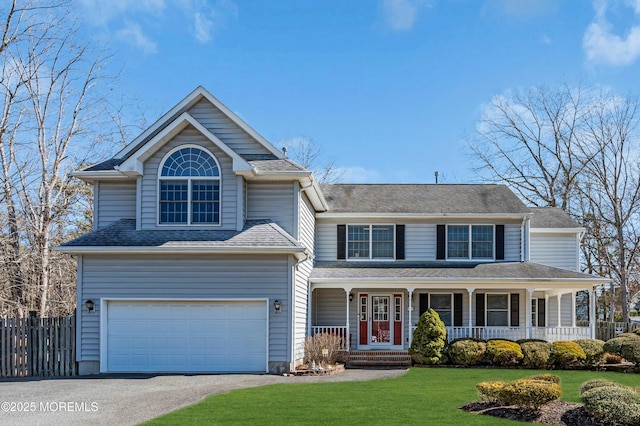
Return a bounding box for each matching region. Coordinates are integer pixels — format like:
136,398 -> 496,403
529,207 -> 580,228
248,159 -> 307,172
60,219 -> 302,249
319,184 -> 530,214
310,261 -> 603,281
84,158 -> 124,171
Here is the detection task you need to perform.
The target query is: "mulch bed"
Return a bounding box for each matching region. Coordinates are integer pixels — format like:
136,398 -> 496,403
460,401 -> 611,425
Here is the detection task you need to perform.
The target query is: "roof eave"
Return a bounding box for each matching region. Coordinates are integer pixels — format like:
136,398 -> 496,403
55,245 -> 307,259
309,276 -> 609,287
530,227 -> 585,233
70,170 -> 133,183
315,212 -> 534,219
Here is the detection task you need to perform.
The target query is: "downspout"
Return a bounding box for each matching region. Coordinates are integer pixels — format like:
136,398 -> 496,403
520,216 -> 526,262
525,216 -> 530,261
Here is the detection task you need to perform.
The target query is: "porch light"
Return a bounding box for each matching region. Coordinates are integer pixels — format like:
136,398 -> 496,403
85,299 -> 94,313
349,293 -> 353,302
274,299 -> 281,313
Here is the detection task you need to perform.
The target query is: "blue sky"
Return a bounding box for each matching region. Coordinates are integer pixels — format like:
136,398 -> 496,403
77,0 -> 640,183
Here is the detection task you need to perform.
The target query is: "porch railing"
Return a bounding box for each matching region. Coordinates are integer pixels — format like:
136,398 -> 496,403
410,326 -> 592,343
310,326 -> 349,350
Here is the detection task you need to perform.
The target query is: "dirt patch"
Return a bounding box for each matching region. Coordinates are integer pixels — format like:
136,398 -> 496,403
460,401 -> 611,425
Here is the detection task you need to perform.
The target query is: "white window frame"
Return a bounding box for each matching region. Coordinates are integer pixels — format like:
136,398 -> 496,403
157,145 -> 222,227
346,224 -> 395,261
429,293 -> 453,327
446,224 -> 495,261
485,293 -> 510,327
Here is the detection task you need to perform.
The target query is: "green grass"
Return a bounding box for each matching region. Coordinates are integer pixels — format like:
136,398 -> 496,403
143,368 -> 639,425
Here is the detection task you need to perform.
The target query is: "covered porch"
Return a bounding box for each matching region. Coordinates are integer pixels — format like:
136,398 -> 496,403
308,261 -> 609,351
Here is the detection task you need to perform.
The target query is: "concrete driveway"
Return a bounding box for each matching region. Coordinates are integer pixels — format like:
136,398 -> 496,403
0,369 -> 406,425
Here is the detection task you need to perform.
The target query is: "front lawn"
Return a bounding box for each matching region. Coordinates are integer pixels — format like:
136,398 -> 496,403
144,368 -> 639,425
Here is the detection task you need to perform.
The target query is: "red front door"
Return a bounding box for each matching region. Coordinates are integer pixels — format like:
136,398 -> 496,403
359,294 -> 368,345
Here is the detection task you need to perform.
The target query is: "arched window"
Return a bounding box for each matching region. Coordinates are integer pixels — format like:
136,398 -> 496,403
158,146 -> 220,224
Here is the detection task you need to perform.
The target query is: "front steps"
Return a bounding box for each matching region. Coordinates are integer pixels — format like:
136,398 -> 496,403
346,350 -> 411,368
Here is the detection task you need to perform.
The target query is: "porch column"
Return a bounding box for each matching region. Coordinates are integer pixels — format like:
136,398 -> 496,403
407,288 -> 414,345
307,287 -> 314,338
467,288 -> 474,337
344,287 -> 352,350
557,293 -> 562,327
571,291 -> 576,328
526,288 -> 534,339
589,288 -> 596,339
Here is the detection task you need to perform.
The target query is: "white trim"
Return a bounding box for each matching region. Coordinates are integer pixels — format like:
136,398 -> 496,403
236,176 -> 244,231
76,256 -> 83,362
529,227 -> 585,234
317,212 -> 533,220
346,223 -> 396,261
156,144 -> 222,227
99,297 -> 270,374
135,178 -> 142,230
93,182 -> 99,231
446,224 -> 495,261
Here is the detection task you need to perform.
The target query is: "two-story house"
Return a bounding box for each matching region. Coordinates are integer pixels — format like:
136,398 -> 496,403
58,87 -> 608,375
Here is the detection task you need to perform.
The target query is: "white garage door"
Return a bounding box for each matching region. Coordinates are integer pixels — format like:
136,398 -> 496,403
106,300 -> 267,373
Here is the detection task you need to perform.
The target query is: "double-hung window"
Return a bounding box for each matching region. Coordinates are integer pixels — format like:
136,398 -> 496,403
429,294 -> 453,326
486,294 -> 509,326
159,146 -> 221,225
447,225 -> 494,260
347,225 -> 394,260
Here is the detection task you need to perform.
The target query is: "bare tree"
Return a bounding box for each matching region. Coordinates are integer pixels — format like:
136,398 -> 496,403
0,0 -> 114,317
577,94 -> 640,323
281,136 -> 343,184
470,84 -> 640,323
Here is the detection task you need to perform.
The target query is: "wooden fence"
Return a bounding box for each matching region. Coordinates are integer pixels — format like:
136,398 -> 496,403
594,321 -> 640,341
0,315 -> 77,378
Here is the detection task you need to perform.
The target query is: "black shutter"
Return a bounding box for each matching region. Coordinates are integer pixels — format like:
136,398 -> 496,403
538,299 -> 546,327
454,293 -> 463,327
419,294 -> 429,317
495,225 -> 505,260
395,225 -> 405,260
436,225 -> 446,260
511,293 -> 520,327
337,225 -> 346,260
476,293 -> 485,327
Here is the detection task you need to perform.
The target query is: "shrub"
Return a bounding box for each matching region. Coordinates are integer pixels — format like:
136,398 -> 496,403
487,339 -> 523,366
604,352 -> 623,364
476,381 -> 507,403
549,341 -> 586,369
620,339 -> 640,365
616,332 -> 640,339
516,338 -> 548,344
408,308 -> 447,365
633,328 -> 640,336
579,378 -> 624,395
520,341 -> 551,369
499,379 -> 562,409
582,384 -> 640,425
603,336 -> 637,355
574,339 -> 605,366
525,374 -> 560,384
303,333 -> 344,366
447,338 -> 486,366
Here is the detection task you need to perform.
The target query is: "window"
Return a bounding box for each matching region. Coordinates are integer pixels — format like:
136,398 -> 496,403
486,294 -> 509,326
159,147 -> 220,225
347,225 -> 394,260
430,294 -> 452,326
447,225 -> 494,260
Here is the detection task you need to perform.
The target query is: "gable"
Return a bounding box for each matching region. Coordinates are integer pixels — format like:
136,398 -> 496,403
188,99 -> 276,158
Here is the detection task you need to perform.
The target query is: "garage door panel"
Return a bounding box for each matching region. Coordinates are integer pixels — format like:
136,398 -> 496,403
107,300 -> 267,373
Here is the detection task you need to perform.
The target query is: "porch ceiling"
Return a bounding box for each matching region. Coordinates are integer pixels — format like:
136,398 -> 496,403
309,261 -> 608,289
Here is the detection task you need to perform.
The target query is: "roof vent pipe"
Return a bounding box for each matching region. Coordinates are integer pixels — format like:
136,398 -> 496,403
435,171 -> 439,184
282,147 -> 288,158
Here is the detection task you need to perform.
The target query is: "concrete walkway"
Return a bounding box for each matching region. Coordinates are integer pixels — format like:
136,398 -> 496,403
0,369 -> 407,425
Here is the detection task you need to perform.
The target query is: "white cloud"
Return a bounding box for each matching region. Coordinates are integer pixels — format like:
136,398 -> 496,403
583,0 -> 640,66
381,0 -> 431,31
116,22 -> 158,54
334,166 -> 384,183
79,0 -> 166,26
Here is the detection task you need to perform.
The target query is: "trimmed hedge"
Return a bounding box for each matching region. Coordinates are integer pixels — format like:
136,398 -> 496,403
487,339 -> 523,366
499,379 -> 562,409
574,339 -> 605,366
520,341 -> 551,369
604,336 -> 636,355
526,374 -> 560,384
409,308 -> 447,365
549,341 -> 586,369
476,381 -> 507,403
620,339 -> 640,365
446,338 -> 487,366
579,378 -> 624,395
582,383 -> 640,425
